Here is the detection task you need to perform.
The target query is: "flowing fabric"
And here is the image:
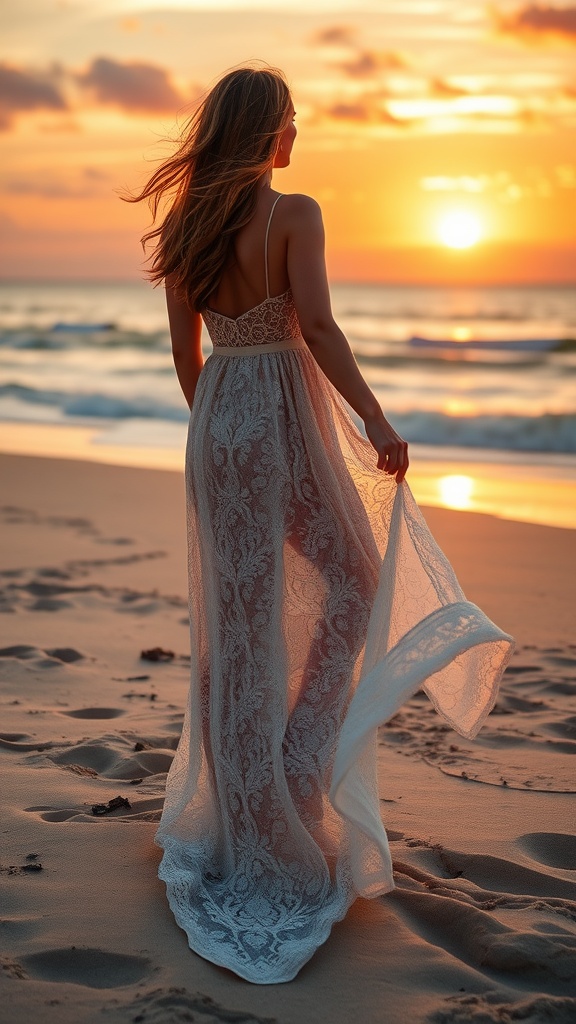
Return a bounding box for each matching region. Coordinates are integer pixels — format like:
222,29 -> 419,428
155,257 -> 514,986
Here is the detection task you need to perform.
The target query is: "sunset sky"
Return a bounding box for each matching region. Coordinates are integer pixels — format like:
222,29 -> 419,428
2,0 -> 575,284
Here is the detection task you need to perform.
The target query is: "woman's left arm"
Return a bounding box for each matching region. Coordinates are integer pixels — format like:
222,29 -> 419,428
165,275 -> 204,410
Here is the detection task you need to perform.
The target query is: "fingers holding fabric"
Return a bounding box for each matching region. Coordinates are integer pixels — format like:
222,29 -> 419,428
364,416 -> 409,483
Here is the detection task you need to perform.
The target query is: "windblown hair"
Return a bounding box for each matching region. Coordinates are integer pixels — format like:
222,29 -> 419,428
122,65 -> 292,312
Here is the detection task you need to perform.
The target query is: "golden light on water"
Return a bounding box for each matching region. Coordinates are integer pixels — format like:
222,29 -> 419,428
437,210 -> 482,249
439,474 -> 474,510
405,463 -> 575,531
443,397 -> 476,416
452,326 -> 472,342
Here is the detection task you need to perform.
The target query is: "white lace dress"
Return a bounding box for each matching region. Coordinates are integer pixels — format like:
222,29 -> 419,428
155,284 -> 514,984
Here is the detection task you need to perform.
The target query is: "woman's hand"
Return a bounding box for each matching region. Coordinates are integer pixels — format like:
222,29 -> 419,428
364,413 -> 409,482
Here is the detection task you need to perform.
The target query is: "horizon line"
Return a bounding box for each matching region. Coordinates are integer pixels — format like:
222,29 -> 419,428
1,277 -> 575,289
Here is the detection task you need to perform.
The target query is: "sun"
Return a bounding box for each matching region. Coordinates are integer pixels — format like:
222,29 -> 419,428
437,210 -> 482,249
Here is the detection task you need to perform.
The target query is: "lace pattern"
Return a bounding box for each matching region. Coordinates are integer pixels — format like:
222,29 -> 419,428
155,291 -> 515,984
202,289 -> 302,348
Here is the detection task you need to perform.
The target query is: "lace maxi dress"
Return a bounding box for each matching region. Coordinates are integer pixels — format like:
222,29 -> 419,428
155,194 -> 515,984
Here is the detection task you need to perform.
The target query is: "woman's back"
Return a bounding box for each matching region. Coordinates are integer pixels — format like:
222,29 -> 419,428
206,189 -> 291,319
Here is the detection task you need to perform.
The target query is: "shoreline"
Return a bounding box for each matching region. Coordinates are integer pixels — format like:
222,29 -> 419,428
2,449 -> 575,647
1,422 -> 575,531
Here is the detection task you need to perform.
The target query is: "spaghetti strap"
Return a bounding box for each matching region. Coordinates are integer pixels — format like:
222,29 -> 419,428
264,193 -> 284,299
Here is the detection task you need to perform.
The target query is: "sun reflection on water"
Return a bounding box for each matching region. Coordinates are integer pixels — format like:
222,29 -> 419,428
451,326 -> 472,341
439,474 -> 474,510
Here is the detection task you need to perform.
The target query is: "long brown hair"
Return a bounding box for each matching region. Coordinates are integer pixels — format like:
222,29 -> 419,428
121,65 -> 292,311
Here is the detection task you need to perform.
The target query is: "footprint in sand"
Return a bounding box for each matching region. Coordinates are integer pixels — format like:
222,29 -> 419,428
390,854 -> 576,987
545,716 -> 576,740
0,645 -> 39,660
41,738 -> 174,780
25,797 -> 165,822
517,832 -> 576,871
545,654 -> 576,668
25,806 -> 84,822
164,716 -> 184,734
19,947 -> 151,989
0,552 -> 186,616
547,680 -> 576,696
0,644 -> 86,664
0,733 -> 56,752
120,987 -> 277,1023
45,647 -> 85,663
436,847 -> 576,900
61,708 -> 125,719
0,915 -> 43,941
427,992 -> 576,1024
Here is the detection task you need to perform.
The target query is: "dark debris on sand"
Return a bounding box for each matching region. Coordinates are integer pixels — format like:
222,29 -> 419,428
140,647 -> 174,662
2,861 -> 43,874
91,796 -> 132,816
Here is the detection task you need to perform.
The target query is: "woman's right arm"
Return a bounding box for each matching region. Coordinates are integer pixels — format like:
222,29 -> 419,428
165,274 -> 204,411
285,195 -> 409,482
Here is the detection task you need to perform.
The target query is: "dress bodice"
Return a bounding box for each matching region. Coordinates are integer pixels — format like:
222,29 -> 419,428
202,288 -> 302,349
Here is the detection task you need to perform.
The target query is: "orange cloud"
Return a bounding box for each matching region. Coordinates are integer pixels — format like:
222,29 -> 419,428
0,166 -> 111,199
311,25 -> 357,47
310,24 -> 408,81
327,101 -> 370,121
336,50 -> 408,78
494,3 -> 576,44
428,77 -> 469,98
0,62 -> 67,130
76,57 -> 186,113
0,57 -> 193,129
325,96 -> 409,127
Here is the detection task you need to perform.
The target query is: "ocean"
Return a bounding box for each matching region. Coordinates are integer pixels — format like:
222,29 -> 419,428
1,280 -> 575,528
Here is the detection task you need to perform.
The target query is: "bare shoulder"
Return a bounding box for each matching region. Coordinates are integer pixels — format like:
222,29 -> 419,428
279,192 -> 323,225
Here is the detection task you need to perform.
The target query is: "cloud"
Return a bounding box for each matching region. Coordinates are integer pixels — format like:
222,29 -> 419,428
378,107 -> 408,127
83,166 -> 109,182
336,50 -> 408,78
76,57 -> 186,113
311,25 -> 357,47
327,101 -> 370,121
325,97 -> 409,127
310,24 -> 408,80
420,165 -> 576,201
0,62 -> 67,130
322,92 -> 558,135
0,165 -> 112,198
428,77 -> 469,98
494,4 -> 576,44
0,56 -> 192,128
1,178 -> 90,198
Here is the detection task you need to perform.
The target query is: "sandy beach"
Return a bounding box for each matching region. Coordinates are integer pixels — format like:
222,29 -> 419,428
1,451 -> 575,1024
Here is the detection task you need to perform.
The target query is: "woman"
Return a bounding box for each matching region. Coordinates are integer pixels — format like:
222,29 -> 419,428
126,65 -> 514,984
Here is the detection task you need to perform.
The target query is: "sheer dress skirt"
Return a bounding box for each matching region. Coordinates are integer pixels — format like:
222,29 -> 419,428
155,340 -> 515,984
